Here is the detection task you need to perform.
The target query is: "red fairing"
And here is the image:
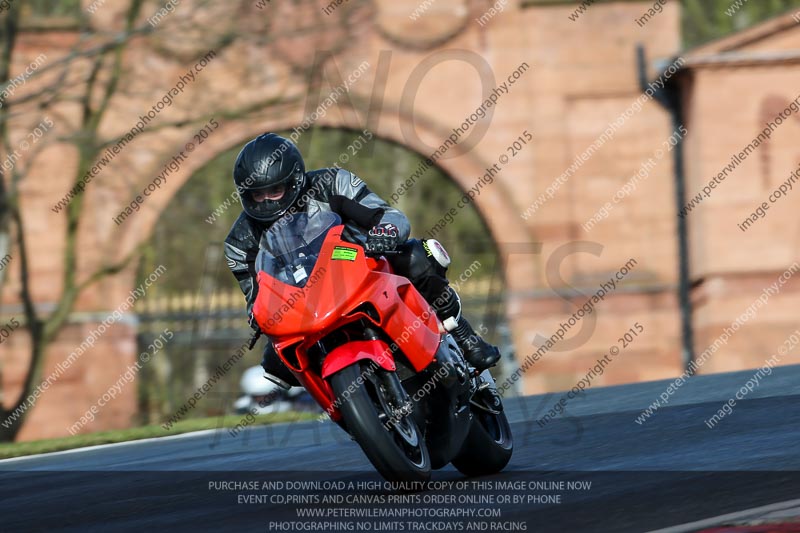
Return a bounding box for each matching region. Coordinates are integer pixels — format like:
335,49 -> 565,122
251,224 -> 441,421
321,340 -> 396,379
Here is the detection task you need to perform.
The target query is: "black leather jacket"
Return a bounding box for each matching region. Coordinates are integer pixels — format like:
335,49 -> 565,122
224,167 -> 411,313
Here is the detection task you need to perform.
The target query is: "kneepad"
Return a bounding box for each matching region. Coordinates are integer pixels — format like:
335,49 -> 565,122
395,239 -> 449,280
423,239 -> 451,269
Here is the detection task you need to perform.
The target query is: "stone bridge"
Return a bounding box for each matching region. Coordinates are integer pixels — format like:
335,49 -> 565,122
2,0 -> 799,440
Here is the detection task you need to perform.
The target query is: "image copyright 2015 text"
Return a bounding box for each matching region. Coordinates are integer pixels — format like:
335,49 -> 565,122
113,118 -> 220,226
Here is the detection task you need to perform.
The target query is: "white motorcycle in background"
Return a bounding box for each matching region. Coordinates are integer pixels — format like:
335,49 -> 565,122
234,365 -> 318,415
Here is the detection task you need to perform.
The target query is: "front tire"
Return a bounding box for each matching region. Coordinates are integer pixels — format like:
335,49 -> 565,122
330,362 -> 431,483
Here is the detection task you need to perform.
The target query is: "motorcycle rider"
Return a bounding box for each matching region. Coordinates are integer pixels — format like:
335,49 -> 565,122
224,133 -> 500,389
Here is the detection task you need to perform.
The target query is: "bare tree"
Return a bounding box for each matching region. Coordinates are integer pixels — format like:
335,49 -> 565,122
0,0 -> 366,441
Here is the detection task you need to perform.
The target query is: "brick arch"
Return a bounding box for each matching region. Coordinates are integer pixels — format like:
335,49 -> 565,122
117,104 -> 532,295
8,0 -> 694,441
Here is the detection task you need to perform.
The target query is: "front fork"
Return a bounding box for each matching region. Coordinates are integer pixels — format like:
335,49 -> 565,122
370,369 -> 414,430
367,330 -> 502,431
361,326 -> 414,427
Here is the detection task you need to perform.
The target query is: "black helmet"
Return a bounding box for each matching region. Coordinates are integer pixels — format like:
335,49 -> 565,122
233,133 -> 306,222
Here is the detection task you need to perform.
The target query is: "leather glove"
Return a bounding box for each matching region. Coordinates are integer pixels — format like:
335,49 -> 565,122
365,222 -> 400,255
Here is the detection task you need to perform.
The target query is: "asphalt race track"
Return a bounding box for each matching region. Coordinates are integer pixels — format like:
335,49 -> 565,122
2,364 -> 800,532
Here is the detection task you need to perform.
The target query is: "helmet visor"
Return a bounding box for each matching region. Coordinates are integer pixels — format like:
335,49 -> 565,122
250,183 -> 288,203
240,166 -> 304,222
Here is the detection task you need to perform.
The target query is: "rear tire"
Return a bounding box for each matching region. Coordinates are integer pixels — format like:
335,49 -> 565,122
330,362 -> 431,483
451,408 -> 513,477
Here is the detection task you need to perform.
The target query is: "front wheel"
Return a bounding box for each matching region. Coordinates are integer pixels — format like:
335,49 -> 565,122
451,401 -> 513,477
330,362 -> 431,483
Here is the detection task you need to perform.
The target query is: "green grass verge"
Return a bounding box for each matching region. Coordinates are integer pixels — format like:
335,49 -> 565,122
0,411 -> 319,460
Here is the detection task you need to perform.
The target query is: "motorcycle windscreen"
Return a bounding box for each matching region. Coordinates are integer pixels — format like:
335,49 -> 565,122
255,211 -> 341,288
253,210 -> 371,337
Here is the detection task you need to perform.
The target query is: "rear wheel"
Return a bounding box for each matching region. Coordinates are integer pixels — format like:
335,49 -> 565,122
330,362 -> 431,483
451,402 -> 513,477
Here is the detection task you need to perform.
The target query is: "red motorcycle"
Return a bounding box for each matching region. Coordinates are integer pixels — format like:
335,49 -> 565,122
251,211 -> 512,482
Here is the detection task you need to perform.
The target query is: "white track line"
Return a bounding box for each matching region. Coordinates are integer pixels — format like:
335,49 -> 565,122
0,428 -> 220,465
648,498 -> 800,532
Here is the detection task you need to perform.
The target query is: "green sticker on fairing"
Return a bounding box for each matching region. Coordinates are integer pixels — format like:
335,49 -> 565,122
332,246 -> 358,261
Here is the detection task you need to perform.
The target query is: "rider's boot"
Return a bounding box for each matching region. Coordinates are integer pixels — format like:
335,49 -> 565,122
435,286 -> 501,371
262,340 -> 300,389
